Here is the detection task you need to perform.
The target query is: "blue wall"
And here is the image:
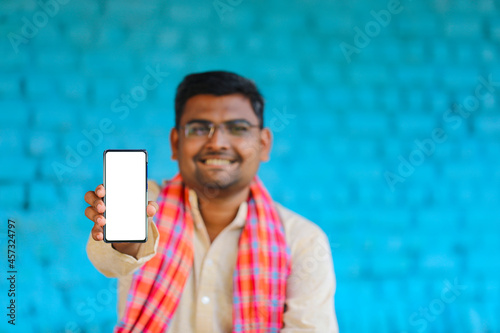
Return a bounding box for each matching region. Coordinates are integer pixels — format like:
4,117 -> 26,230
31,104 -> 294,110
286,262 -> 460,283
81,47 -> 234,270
1,0 -> 500,331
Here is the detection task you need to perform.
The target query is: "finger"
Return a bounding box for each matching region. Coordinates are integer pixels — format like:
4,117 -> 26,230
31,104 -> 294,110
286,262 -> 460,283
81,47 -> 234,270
93,198 -> 105,214
147,201 -> 159,217
95,184 -> 105,198
92,223 -> 104,241
84,190 -> 98,206
85,206 -> 105,227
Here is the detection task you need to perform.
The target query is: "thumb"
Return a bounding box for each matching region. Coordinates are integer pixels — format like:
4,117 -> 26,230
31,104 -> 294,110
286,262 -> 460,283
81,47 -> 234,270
147,201 -> 159,217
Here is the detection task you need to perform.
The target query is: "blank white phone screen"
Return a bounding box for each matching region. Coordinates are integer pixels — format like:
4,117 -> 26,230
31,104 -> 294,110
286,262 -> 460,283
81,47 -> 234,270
104,151 -> 147,242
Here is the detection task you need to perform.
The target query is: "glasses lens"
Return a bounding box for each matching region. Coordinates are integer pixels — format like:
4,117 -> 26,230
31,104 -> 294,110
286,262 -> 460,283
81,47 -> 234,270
225,121 -> 252,136
186,123 -> 211,137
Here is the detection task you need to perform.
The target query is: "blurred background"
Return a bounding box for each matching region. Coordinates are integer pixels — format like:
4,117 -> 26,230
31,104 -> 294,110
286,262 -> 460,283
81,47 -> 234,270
1,0 -> 500,331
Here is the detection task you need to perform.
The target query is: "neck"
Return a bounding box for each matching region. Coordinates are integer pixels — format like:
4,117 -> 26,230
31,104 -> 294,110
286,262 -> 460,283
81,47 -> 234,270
195,186 -> 250,242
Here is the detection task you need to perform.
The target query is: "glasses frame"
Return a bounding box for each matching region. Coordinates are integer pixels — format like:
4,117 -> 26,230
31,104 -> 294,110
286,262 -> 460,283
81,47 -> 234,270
180,119 -> 261,139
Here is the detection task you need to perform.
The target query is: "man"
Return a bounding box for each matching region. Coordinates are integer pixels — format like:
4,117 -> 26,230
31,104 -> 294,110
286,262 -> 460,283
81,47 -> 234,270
85,71 -> 339,332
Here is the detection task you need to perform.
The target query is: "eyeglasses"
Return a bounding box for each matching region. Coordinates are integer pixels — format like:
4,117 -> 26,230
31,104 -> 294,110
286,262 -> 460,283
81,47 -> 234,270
181,120 -> 260,139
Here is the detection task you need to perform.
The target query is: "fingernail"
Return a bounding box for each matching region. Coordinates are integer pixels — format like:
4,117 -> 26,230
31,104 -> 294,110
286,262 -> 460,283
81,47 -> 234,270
98,204 -> 104,211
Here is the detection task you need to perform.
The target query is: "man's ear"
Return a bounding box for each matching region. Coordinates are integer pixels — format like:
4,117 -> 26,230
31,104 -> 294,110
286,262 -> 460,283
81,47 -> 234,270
170,128 -> 179,160
259,128 -> 272,162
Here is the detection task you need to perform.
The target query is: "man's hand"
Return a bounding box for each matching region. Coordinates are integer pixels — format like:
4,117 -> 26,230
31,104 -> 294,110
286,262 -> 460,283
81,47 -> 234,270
84,184 -> 159,258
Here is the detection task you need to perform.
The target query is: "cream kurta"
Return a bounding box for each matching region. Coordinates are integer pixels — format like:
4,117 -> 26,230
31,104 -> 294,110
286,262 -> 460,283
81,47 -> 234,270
87,182 -> 339,332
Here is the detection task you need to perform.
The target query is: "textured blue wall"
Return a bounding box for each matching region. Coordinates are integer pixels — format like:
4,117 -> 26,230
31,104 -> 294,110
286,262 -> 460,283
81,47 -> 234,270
1,0 -> 500,331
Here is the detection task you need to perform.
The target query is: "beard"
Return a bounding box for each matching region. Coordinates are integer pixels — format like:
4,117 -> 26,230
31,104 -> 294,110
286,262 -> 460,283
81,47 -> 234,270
195,168 -> 240,191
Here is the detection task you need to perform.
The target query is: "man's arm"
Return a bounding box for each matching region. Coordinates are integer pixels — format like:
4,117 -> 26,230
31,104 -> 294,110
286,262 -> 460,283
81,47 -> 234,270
86,219 -> 160,277
85,180 -> 161,278
279,206 -> 339,332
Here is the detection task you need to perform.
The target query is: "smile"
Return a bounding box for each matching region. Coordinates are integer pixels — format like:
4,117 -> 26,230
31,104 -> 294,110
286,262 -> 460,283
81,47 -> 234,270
200,158 -> 237,166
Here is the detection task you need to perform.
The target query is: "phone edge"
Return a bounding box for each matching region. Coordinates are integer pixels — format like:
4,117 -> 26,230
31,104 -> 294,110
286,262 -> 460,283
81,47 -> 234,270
102,149 -> 148,244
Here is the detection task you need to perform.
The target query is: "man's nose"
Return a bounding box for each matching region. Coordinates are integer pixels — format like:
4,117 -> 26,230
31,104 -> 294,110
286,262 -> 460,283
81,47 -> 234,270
206,124 -> 230,148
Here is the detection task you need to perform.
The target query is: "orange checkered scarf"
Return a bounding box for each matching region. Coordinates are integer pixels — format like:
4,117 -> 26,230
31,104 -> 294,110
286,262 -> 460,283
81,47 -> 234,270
115,174 -> 291,333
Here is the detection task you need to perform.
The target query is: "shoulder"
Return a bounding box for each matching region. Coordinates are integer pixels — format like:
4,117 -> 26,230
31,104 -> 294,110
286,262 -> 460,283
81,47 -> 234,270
275,202 -> 330,255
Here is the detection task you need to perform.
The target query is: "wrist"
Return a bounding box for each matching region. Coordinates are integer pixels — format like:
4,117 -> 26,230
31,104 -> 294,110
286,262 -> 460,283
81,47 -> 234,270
112,242 -> 141,259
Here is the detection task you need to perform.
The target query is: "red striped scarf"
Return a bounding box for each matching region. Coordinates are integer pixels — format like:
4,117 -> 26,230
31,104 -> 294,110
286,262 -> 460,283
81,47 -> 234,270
115,174 -> 291,333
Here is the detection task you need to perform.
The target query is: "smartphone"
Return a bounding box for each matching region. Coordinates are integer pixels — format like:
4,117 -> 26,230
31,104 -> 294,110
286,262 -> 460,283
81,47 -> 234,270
103,149 -> 148,243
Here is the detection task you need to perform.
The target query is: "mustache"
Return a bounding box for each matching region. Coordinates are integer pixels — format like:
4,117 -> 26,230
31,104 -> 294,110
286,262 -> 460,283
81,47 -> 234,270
195,151 -> 240,161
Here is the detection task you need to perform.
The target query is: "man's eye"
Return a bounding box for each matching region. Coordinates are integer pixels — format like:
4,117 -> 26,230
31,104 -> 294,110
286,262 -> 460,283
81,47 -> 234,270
188,125 -> 210,136
228,125 -> 250,135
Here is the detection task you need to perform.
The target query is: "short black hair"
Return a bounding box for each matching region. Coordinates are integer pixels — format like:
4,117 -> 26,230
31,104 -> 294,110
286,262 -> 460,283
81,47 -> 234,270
174,71 -> 264,129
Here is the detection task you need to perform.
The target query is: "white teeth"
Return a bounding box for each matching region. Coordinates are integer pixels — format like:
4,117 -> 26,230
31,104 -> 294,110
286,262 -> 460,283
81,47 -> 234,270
204,159 -> 231,166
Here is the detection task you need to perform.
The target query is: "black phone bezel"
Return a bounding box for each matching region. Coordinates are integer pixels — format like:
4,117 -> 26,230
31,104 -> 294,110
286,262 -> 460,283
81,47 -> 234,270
103,149 -> 148,243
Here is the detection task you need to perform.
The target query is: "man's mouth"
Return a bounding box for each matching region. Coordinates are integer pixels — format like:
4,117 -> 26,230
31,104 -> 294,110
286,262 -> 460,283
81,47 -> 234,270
199,158 -> 237,166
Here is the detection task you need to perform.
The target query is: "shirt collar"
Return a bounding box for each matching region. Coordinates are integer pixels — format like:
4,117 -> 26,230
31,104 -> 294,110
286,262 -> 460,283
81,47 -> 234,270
188,189 -> 248,231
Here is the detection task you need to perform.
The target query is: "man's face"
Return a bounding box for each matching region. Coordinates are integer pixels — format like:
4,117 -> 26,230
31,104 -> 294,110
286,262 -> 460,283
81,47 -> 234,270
170,94 -> 272,197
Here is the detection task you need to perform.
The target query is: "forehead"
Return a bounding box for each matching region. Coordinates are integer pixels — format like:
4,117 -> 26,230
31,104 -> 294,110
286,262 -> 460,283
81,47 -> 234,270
180,94 -> 258,124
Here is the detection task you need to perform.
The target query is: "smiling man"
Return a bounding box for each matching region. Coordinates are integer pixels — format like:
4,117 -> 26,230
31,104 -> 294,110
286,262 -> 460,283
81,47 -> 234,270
85,71 -> 339,333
